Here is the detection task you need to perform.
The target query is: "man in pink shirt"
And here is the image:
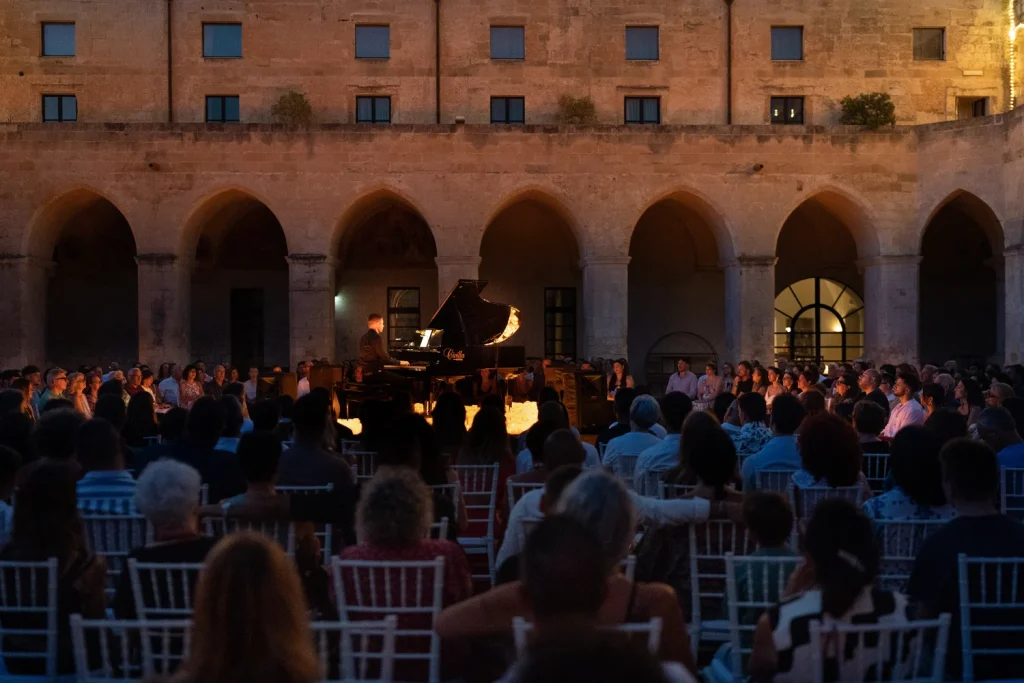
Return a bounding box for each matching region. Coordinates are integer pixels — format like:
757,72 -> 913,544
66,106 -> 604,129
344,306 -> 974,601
881,371 -> 926,439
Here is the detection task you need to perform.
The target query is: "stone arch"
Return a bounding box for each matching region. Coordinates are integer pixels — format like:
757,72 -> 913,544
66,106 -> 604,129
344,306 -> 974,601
919,190 -> 1006,365
332,187 -> 438,360
774,186 -> 880,261
29,188 -> 140,367
480,188 -> 583,360
185,188 -> 290,370
483,186 -> 585,256
627,189 -> 731,387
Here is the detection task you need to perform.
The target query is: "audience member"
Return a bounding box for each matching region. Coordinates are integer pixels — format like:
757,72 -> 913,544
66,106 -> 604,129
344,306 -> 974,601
881,371 -> 925,438
923,407 -> 967,444
852,400 -> 889,454
976,406 -> 1024,466
857,368 -> 891,418
75,418 -> 136,512
122,391 -> 159,453
65,372 -> 91,418
0,411 -> 34,464
920,383 -> 945,417
986,382 -> 1016,408
792,413 -> 870,500
204,364 -> 228,400
433,391 -> 468,459
602,394 -> 662,472
740,394 -> 804,492
513,628 -> 674,683
633,392 -> 692,497
158,363 -> 182,406
179,364 -> 204,410
277,393 -> 355,493
0,445 -> 22,544
31,407 -> 86,465
861,426 -> 954,522
222,382 -> 254,434
729,392 -> 772,457
94,393 -> 127,430
596,387 -> 637,449
250,398 -> 282,433
215,395 -> 244,453
37,366 -> 68,411
797,389 -> 825,419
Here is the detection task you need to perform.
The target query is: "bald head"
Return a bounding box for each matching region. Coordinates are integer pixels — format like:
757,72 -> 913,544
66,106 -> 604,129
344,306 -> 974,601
543,428 -> 586,469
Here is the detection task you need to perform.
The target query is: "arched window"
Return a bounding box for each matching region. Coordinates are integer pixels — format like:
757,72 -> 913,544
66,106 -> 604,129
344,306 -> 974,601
774,278 -> 864,364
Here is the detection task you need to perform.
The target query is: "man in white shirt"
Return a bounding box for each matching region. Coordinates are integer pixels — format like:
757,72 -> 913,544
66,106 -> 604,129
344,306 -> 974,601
633,392 -> 692,497
881,371 -> 926,439
665,358 -> 698,399
296,360 -> 311,397
157,364 -> 182,406
602,394 -> 662,474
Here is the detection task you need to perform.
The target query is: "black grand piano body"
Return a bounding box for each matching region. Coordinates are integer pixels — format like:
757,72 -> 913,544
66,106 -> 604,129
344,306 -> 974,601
388,279 -> 526,380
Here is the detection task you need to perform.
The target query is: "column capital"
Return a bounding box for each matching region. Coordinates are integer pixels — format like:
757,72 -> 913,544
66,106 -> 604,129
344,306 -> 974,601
856,254 -> 921,269
0,253 -> 53,271
579,255 -> 631,268
286,253 -> 337,268
723,255 -> 777,269
1005,244 -> 1024,257
434,254 -> 481,268
135,253 -> 184,267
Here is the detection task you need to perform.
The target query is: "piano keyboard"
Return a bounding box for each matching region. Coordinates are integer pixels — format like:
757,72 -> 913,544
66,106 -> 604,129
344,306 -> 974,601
384,364 -> 427,371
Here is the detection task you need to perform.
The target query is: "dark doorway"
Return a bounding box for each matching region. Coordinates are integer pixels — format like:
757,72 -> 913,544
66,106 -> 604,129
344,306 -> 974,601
231,288 -> 265,370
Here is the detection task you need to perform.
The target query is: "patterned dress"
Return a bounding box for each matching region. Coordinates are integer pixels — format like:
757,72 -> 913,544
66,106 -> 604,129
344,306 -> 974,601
179,381 -> 203,410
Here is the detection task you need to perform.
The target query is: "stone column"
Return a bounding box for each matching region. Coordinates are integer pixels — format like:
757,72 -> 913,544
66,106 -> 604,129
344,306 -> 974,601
288,253 -> 337,368
435,255 -> 481,305
137,253 -> 191,367
1005,246 -> 1024,365
0,255 -> 49,369
580,256 -> 630,360
861,255 -> 920,365
723,257 -> 776,364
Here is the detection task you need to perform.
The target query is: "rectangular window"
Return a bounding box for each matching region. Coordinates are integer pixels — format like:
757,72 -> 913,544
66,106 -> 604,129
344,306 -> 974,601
356,25 -> 390,59
203,23 -> 242,58
624,97 -> 660,124
770,96 -> 805,124
771,26 -> 803,61
356,96 -> 392,123
387,288 -> 421,347
206,96 -> 240,122
545,288 -> 577,358
490,97 -> 525,124
913,28 -> 945,61
42,95 -> 77,122
490,26 -> 525,60
42,22 -> 75,57
957,96 -> 988,119
625,26 -> 659,61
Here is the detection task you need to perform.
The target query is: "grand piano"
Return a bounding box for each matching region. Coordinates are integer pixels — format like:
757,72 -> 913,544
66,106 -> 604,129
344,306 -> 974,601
386,279 -> 527,397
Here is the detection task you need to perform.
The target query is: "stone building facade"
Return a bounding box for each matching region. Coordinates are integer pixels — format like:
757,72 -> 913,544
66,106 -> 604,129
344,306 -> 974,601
0,0 -> 1022,383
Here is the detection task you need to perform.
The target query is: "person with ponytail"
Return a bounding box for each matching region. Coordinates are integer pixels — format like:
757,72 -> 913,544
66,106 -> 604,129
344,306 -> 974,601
748,500 -> 912,683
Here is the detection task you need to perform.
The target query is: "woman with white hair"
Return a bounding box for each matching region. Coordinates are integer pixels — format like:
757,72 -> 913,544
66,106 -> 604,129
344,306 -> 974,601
112,458 -> 219,618
436,470 -> 695,672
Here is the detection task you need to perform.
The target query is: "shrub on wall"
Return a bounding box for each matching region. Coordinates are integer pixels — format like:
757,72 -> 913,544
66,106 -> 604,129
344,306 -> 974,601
270,92 -> 314,126
557,95 -> 598,125
839,92 -> 896,130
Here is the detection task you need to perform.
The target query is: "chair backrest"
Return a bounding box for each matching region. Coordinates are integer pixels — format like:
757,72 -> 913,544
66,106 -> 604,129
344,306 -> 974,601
956,554 -> 1024,683
511,616 -> 663,656
789,484 -> 864,523
658,482 -> 697,500
725,552 -> 800,680
507,481 -> 544,510
862,453 -> 890,494
203,517 -> 297,557
429,484 -> 460,519
350,451 -> 378,482
428,518 -> 449,541
0,558 -> 59,678
341,439 -> 361,455
808,614 -> 951,683
70,615 -> 192,682
199,484 -> 209,506
689,520 -> 756,633
81,513 -> 152,598
453,464 -> 499,538
613,454 -> 641,490
874,520 -> 946,592
277,484 -> 336,497
127,560 -> 204,620
1000,468 -> 1024,521
755,469 -> 798,494
78,497 -> 138,516
312,616 -> 399,683
330,556 -> 446,683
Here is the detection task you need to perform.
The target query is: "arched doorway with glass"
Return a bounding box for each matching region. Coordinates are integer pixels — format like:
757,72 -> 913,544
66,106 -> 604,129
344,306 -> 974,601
774,278 -> 864,365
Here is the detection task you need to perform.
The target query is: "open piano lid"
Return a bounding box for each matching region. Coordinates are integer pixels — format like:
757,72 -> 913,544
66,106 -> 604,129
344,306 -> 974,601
418,279 -> 521,347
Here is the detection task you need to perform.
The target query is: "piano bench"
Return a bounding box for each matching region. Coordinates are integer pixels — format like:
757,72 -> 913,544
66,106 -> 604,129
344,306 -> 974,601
342,382 -> 391,419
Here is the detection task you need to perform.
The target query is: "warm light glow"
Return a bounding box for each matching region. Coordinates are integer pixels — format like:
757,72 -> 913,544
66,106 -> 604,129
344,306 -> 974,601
785,326 -> 792,333
1010,0 -> 1021,109
833,323 -> 843,333
485,306 -> 521,346
337,400 -> 539,436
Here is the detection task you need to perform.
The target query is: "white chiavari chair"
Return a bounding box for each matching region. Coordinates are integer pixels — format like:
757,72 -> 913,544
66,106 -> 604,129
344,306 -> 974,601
350,451 -> 378,483
0,558 -> 58,680
754,469 -> 798,494
658,482 -> 697,500
1000,467 -> 1024,521
511,616 -> 663,656
81,513 -> 151,600
278,484 -> 336,559
957,554 -> 1024,683
874,519 -> 946,592
453,464 -> 499,586
312,616 -> 399,683
612,454 -> 641,491
689,520 -> 756,656
126,560 -> 203,620
203,517 -> 297,557
789,483 -> 864,547
70,615 -> 192,682
507,481 -> 544,510
862,453 -> 891,494
428,517 -> 449,541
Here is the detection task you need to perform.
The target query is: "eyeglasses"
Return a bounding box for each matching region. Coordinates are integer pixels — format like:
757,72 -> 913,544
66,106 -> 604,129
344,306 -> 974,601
55,376 -> 67,382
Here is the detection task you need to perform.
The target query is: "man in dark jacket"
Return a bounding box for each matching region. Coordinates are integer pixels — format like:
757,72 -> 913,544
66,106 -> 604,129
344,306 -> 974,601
359,313 -> 409,387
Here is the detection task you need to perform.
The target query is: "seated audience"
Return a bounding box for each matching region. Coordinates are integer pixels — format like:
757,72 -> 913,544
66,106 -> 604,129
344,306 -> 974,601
512,628 -> 676,683
122,391 -> 159,453
0,411 -> 35,464
432,390 -> 468,460
516,401 -> 599,474
881,371 -> 925,438
215,395 -> 244,453
976,406 -> 1024,467
791,413 -> 871,501
798,389 -> 826,419
112,459 -> 218,618
93,393 -> 127,431
923,406 -> 968,444
909,438 -> 1024,680
173,532 -> 320,683
0,461 -> 106,676
75,418 -> 137,513
956,377 -> 985,427
277,393 -> 355,493
920,383 -> 945,417
602,394 -> 662,472
860,426 -> 954,522
728,392 -> 772,458
222,382 -> 254,434
596,388 -> 638,449
740,394 -> 804,492
439,470 -> 695,669
634,392 -> 692,497
458,405 -> 516,526
250,398 -> 282,433
749,500 -> 911,683
0,445 -> 22,545
852,400 -> 889,454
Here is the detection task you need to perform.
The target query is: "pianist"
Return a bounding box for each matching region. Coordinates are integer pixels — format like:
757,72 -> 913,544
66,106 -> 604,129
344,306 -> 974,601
360,314 -> 411,388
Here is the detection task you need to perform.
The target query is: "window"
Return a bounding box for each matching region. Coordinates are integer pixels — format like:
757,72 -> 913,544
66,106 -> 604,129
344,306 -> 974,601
771,26 -> 803,61
490,26 -> 524,60
42,23 -> 75,57
625,26 -> 659,60
545,288 -> 577,358
206,96 -> 240,122
490,97 -> 525,123
356,96 -> 391,123
913,28 -> 945,61
957,96 -> 988,119
203,23 -> 242,58
42,95 -> 77,122
774,278 -> 864,364
387,288 -> 420,347
770,96 -> 804,124
355,25 -> 390,59
624,97 -> 660,124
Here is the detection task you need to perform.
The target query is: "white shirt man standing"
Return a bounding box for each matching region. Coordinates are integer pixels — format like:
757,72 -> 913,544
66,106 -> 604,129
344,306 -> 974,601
665,358 -> 698,399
